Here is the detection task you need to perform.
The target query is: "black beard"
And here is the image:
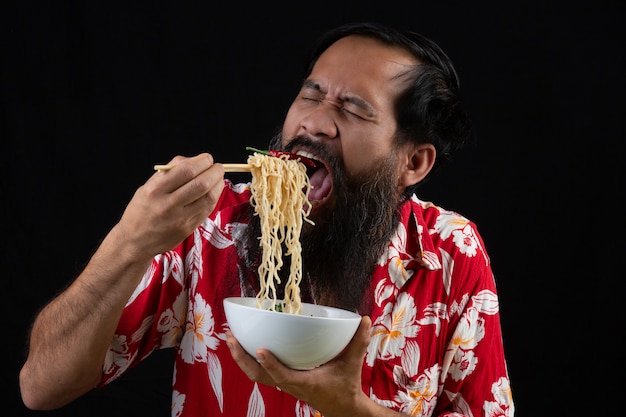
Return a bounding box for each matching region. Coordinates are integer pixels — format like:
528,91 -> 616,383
238,134 -> 404,314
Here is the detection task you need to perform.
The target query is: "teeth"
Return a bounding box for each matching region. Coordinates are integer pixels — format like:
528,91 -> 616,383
296,151 -> 316,160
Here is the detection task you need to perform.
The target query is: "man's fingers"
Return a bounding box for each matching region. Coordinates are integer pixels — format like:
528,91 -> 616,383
226,331 -> 271,384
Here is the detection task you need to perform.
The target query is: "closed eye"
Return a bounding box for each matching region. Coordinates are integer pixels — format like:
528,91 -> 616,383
340,107 -> 366,119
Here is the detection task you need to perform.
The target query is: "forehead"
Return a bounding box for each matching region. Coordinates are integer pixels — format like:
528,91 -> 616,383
309,35 -> 419,105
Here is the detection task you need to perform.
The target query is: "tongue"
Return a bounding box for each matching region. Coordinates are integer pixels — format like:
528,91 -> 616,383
308,167 -> 332,202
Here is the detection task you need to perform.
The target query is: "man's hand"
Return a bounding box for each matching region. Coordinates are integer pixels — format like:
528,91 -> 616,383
117,153 -> 226,259
227,316 -> 395,417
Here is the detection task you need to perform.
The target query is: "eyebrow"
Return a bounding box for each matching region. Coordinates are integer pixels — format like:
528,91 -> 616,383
303,79 -> 376,118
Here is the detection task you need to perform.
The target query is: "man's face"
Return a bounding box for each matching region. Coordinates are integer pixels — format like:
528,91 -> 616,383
245,35 -> 421,311
280,35 -> 419,214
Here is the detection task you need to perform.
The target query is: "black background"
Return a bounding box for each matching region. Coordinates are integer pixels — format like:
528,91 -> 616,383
3,1 -> 624,416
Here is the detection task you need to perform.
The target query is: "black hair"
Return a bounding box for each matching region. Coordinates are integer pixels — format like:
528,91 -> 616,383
304,22 -> 472,197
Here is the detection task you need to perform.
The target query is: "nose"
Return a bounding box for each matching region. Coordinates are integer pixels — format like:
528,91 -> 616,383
299,103 -> 338,139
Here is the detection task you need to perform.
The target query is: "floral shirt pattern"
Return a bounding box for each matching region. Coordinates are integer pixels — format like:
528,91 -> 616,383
100,180 -> 514,417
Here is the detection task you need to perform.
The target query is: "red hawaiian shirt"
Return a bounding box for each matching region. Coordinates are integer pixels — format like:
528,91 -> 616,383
100,180 -> 514,417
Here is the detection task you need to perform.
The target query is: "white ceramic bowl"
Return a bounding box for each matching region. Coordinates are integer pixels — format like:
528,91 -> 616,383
223,296 -> 361,370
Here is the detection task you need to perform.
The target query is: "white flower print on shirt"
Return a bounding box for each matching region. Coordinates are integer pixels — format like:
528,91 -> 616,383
200,210 -> 248,254
172,390 -> 185,417
367,292 -> 418,366
453,306 -> 485,350
394,364 -> 440,417
441,306 -> 485,382
372,222 -> 411,309
483,377 -> 515,417
374,279 -> 396,307
431,209 -> 469,241
200,213 -> 238,250
246,383 -> 265,417
386,222 -> 416,288
181,294 -> 218,363
157,291 -> 187,347
103,333 -> 137,380
432,210 -> 488,264
449,347 -> 478,382
295,400 -> 320,417
451,223 -> 479,258
180,293 -> 225,411
127,251 -> 185,306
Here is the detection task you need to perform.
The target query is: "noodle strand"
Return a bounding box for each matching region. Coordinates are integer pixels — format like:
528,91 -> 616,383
248,152 -> 313,315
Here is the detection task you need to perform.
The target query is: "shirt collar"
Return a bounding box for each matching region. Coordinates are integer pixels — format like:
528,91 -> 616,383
401,195 -> 442,271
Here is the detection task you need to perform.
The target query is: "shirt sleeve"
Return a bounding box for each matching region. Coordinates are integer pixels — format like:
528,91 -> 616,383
98,181 -> 251,387
432,222 -> 514,417
99,247 -> 188,386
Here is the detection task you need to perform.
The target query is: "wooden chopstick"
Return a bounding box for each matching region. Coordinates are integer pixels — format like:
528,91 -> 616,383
154,163 -> 252,172
223,164 -> 252,172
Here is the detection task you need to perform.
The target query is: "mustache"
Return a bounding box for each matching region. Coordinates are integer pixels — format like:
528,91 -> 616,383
271,134 -> 343,175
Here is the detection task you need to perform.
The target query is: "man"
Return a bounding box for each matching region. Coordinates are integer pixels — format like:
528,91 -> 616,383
20,22 -> 514,416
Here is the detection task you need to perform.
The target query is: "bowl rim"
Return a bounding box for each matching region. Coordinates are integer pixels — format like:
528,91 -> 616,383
223,296 -> 361,320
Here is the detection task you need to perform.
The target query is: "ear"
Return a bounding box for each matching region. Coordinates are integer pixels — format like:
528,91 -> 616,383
399,143 -> 436,187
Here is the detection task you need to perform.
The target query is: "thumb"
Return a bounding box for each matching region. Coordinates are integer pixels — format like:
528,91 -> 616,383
344,316 -> 371,359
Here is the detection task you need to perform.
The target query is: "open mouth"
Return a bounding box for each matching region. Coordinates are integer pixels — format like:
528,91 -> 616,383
294,150 -> 333,204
